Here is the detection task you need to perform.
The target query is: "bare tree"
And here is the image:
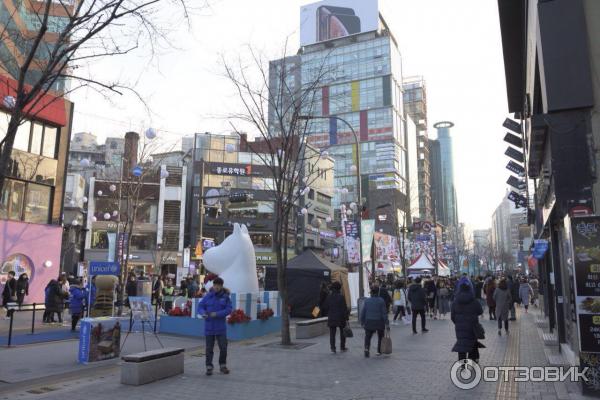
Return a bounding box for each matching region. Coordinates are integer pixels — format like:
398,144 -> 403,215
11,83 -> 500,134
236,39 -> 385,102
0,0 -> 208,191
223,45 -> 334,345
93,133 -> 174,315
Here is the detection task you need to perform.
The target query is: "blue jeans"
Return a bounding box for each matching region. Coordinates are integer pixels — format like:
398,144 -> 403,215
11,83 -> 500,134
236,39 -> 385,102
205,334 -> 227,368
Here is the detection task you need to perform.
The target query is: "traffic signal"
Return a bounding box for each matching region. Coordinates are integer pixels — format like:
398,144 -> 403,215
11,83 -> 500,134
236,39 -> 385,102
228,193 -> 253,203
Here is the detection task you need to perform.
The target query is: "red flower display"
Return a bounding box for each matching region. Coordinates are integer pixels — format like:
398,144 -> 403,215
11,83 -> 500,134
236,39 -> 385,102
257,308 -> 275,321
227,309 -> 251,324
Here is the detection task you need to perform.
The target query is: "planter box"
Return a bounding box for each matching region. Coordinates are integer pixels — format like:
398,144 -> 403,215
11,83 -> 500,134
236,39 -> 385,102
159,315 -> 281,341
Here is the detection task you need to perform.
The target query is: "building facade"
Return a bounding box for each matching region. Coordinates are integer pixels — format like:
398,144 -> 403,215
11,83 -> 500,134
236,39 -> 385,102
403,76 -> 432,220
498,0 -> 600,366
0,78 -> 74,303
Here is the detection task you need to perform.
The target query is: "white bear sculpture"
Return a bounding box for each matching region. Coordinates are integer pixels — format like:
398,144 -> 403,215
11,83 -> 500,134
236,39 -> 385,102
203,223 -> 259,294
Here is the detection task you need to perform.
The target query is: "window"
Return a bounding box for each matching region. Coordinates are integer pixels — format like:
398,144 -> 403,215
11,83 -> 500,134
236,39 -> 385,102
24,183 -> 51,224
42,127 -> 57,158
317,192 -> 332,205
14,121 -> 31,151
130,233 -> 157,250
135,200 -> 158,224
308,189 -> 315,200
228,201 -> 274,219
0,179 -> 25,220
30,123 -> 43,155
91,230 -> 109,249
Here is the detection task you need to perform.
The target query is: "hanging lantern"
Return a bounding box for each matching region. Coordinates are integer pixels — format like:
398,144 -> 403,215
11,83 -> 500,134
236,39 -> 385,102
103,213 -> 111,220
350,202 -> 357,210
350,165 -> 357,173
82,196 -> 88,203
3,95 -> 15,109
145,128 -> 157,139
301,208 -> 308,215
346,209 -> 353,216
109,184 -> 117,192
225,143 -> 236,154
342,188 -> 349,194
69,199 -> 75,207
326,216 -> 332,223
320,150 -> 329,158
160,169 -> 170,179
97,190 -> 103,196
71,219 -> 79,226
80,158 -> 90,167
112,210 -> 119,217
92,216 -> 98,222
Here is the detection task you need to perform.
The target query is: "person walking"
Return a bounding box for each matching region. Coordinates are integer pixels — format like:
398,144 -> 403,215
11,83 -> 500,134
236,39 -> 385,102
68,279 -> 87,331
529,275 -> 539,307
162,279 -> 175,313
486,278 -> 497,320
507,275 -> 518,320
318,282 -> 330,317
392,281 -> 407,325
46,279 -> 66,324
519,278 -> 534,313
360,286 -> 389,357
437,281 -> 451,319
125,273 -> 137,308
16,273 -> 29,309
451,281 -> 484,363
2,271 -> 17,318
494,278 -> 512,336
424,277 -> 437,319
474,277 -> 485,314
197,277 -> 233,375
323,281 -> 349,353
408,277 -> 428,334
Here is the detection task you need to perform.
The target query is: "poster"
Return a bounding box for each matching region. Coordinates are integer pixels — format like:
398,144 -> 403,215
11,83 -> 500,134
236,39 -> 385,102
361,220 -> 375,263
300,0 -> 379,46
344,221 -> 361,264
374,232 -> 399,262
128,296 -> 154,322
78,317 -> 121,364
570,216 -> 600,353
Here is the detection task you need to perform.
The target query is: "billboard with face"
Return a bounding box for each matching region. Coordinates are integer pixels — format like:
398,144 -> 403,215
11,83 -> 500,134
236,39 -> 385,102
300,0 -> 379,46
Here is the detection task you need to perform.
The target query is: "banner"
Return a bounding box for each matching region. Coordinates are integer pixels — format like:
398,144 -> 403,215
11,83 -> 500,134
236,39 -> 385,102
373,232 -> 399,262
361,220 -> 375,263
107,233 -> 116,262
78,317 -> 121,364
570,216 -> 600,353
344,221 -> 361,264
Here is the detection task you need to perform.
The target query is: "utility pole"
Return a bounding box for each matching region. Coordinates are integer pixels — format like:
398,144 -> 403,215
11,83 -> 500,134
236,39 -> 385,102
432,193 -> 439,276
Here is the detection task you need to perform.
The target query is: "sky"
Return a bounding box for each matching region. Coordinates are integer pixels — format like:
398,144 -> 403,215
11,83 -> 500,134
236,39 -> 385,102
70,0 -> 511,232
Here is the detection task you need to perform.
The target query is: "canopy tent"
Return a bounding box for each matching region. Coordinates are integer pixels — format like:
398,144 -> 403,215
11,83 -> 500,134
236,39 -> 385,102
265,250 -> 350,318
407,254 -> 451,277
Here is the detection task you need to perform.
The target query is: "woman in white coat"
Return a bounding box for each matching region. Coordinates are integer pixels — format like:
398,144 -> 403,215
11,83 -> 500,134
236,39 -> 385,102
392,281 -> 408,325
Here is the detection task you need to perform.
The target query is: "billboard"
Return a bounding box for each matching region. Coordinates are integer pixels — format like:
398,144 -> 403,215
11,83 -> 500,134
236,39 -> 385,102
300,0 -> 379,46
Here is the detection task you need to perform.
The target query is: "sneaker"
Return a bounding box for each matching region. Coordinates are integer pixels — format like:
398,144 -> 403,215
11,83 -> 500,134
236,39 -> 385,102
412,330 -> 418,334
331,349 -> 336,354
341,348 -> 348,352
422,328 -> 429,333
206,367 -> 214,376
376,352 -> 382,356
364,349 -> 370,358
498,330 -> 501,336
220,366 -> 230,375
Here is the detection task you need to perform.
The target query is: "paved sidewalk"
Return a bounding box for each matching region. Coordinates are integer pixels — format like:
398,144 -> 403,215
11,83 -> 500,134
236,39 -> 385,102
0,309 -> 591,400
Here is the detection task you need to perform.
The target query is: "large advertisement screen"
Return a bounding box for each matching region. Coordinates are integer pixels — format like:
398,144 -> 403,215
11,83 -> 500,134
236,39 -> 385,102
300,0 -> 379,46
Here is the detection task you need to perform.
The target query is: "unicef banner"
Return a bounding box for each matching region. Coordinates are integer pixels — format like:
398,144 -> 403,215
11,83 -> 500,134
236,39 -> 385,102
78,317 -> 121,364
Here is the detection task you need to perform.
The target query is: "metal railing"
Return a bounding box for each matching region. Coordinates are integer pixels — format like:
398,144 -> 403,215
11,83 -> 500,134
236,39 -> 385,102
3,302 -> 45,347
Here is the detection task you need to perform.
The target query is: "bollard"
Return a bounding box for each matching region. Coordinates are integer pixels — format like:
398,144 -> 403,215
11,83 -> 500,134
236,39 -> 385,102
153,302 -> 159,333
7,309 -> 15,347
31,303 -> 36,334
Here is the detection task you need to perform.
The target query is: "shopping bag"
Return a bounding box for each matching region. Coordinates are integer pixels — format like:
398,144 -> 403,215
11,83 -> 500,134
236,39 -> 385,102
381,327 -> 392,354
311,306 -> 320,318
343,326 -> 353,338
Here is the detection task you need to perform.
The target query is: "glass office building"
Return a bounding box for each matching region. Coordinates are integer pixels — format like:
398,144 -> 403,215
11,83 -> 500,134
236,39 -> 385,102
289,21 -> 409,234
434,121 -> 458,228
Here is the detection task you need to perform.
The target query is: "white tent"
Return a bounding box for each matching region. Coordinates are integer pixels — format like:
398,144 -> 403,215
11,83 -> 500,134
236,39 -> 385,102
407,254 -> 451,277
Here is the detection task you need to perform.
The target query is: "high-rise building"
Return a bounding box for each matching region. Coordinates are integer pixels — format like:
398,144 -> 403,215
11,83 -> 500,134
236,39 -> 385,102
433,121 -> 458,228
0,0 -> 73,93
403,76 -> 431,220
273,0 -> 409,235
428,138 -> 443,223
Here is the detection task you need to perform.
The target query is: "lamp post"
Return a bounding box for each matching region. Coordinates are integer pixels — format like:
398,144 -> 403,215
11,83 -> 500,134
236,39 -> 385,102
298,115 -> 364,297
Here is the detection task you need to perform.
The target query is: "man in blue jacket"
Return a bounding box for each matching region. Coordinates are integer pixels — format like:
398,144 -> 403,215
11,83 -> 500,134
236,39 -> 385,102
197,277 -> 233,375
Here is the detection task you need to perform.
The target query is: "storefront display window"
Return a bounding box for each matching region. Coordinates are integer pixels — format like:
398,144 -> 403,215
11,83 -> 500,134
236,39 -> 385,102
91,230 -> 109,249
228,201 -> 274,219
23,183 -> 51,224
0,179 -> 25,221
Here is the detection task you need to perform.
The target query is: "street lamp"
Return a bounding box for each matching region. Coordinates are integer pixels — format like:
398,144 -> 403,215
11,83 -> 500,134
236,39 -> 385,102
298,115 -> 364,298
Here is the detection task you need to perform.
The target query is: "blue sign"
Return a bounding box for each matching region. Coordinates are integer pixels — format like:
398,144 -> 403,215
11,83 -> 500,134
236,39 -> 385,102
89,261 -> 120,276
132,165 -> 143,177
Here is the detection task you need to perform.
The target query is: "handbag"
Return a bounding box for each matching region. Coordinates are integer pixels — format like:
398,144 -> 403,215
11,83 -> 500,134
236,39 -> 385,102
311,306 -> 320,318
381,327 -> 392,354
343,326 -> 353,338
474,322 -> 485,340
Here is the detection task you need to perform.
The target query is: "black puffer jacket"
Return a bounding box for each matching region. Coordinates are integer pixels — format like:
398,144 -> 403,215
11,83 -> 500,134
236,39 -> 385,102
324,289 -> 349,328
407,283 -> 427,311
451,287 -> 483,353
45,280 -> 66,313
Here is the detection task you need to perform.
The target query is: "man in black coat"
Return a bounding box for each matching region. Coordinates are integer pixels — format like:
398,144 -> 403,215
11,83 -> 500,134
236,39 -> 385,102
507,275 -> 519,320
2,271 -> 16,316
407,277 -> 429,334
451,282 -> 484,362
323,281 -> 349,353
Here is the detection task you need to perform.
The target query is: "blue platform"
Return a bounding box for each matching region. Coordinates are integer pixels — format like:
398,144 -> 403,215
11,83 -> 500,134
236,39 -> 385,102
159,315 -> 281,341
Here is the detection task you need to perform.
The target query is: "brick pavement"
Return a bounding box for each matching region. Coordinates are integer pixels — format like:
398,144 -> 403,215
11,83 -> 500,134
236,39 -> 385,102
0,308 -> 591,400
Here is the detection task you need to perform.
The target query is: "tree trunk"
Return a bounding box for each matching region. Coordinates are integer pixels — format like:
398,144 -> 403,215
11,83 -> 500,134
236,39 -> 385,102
275,200 -> 291,345
0,114 -> 21,193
